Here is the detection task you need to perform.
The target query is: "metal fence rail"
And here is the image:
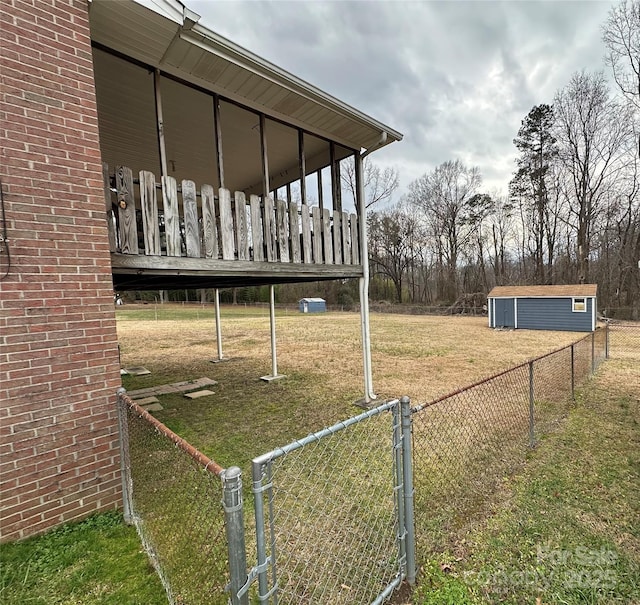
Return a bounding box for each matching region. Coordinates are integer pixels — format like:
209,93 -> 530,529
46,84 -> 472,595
117,391 -> 229,605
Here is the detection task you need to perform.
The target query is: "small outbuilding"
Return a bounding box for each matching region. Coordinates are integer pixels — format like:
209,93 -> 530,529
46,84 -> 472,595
299,298 -> 326,313
487,284 -> 598,332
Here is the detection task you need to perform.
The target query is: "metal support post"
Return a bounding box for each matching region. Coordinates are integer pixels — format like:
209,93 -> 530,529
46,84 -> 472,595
356,153 -> 376,403
210,288 -> 225,363
261,285 -> 285,382
528,362 -> 535,448
605,322 -> 610,359
222,467 -> 249,605
392,401 -> 406,573
591,331 -> 595,373
399,396 -> 416,585
570,344 -> 575,399
116,388 -> 133,524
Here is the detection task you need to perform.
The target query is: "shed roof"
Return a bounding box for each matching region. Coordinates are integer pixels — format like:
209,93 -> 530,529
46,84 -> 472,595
300,298 -> 326,303
488,285 -> 597,298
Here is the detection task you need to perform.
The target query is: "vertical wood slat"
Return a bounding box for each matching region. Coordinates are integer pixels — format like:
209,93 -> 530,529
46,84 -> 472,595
312,206 -> 322,263
350,213 -> 360,264
289,201 -> 301,263
341,210 -> 351,265
250,195 -> 264,261
115,165 -> 138,254
201,184 -> 218,259
332,210 -> 342,265
322,207 -> 333,264
182,179 -> 200,258
219,188 -> 235,260
102,163 -> 117,252
163,176 -> 180,256
264,196 -> 276,262
276,199 -> 289,263
234,192 -> 249,260
140,171 -> 161,255
300,204 -> 312,263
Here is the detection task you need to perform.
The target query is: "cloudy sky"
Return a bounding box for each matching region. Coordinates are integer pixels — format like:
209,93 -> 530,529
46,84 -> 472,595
189,0 -> 617,200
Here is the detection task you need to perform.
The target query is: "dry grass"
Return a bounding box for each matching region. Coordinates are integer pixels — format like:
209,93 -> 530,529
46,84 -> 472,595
117,305 -> 583,406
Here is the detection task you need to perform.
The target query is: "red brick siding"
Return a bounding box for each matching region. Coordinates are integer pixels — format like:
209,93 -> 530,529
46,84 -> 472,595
0,0 -> 122,541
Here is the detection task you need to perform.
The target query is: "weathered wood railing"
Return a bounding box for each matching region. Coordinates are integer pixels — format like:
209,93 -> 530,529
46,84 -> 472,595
103,164 -> 361,266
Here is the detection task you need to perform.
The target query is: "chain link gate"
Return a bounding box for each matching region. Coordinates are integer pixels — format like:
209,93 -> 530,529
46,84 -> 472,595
227,397 -> 416,605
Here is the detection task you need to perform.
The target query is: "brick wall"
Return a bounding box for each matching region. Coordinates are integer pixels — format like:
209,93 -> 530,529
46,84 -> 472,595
0,0 -> 122,541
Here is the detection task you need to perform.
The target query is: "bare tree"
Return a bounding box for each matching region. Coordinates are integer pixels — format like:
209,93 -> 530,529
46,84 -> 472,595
367,202 -> 420,302
554,71 -> 633,283
603,0 -> 640,160
406,159 -> 482,302
342,156 -> 399,210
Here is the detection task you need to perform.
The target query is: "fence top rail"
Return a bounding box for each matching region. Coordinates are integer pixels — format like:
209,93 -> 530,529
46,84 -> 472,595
252,398 -> 399,470
118,388 -> 224,477
411,326 -> 604,414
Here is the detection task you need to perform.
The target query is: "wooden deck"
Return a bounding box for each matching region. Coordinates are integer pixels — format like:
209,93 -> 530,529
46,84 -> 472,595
104,165 -> 363,289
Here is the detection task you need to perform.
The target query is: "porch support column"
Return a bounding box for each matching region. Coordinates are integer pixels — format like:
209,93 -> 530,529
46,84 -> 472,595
210,288 -> 227,363
213,94 -> 225,189
261,286 -> 285,382
356,153 -> 375,403
260,113 -> 270,197
298,130 -> 306,205
153,69 -> 168,178
330,142 -> 342,212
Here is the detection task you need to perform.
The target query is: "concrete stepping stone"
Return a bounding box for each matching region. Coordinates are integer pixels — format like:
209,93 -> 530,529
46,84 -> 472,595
184,389 -> 215,399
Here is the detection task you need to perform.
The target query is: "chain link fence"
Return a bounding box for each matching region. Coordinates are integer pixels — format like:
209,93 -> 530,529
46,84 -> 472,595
248,399 -> 411,605
117,391 -> 229,605
410,327 -> 609,563
608,321 -> 640,358
116,322 -> 637,604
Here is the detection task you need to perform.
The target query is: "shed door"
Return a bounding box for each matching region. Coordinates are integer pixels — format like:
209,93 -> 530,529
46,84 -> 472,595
494,299 -> 515,328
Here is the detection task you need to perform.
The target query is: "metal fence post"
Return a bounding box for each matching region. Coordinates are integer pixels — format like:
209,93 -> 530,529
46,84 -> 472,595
570,344 -> 575,400
252,459 -> 273,602
400,396 -> 416,586
222,467 -> 249,605
591,331 -> 595,373
528,362 -> 535,448
392,400 -> 406,575
116,387 -> 133,524
605,322 -> 610,359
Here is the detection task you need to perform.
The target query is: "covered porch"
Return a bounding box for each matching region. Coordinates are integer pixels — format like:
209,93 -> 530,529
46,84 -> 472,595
89,0 -> 402,400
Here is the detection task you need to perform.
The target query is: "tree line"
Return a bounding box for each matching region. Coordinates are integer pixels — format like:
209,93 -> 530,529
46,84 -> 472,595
366,1 -> 639,317
122,2 -> 639,319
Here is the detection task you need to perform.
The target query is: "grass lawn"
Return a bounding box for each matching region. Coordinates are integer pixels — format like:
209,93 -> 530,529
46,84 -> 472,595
411,355 -> 640,604
0,511 -> 166,605
4,306 -> 637,604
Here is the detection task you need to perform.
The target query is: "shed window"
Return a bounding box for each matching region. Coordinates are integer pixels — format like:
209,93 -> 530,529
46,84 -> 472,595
572,297 -> 587,312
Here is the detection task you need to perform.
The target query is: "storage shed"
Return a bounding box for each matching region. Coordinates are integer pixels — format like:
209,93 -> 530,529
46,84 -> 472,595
488,285 -> 598,332
299,298 -> 327,313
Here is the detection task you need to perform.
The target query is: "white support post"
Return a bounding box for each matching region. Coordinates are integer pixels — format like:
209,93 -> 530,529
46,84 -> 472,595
356,153 -> 376,404
261,285 -> 285,382
210,288 -> 227,363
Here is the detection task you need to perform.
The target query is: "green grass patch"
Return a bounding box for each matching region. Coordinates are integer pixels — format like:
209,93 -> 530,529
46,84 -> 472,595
0,512 -> 166,605
413,359 -> 640,604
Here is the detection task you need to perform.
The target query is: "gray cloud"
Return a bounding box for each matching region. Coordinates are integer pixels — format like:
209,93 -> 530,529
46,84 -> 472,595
190,0 -> 617,195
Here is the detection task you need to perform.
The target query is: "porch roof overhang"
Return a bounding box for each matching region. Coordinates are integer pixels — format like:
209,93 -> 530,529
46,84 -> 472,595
88,0 -> 403,153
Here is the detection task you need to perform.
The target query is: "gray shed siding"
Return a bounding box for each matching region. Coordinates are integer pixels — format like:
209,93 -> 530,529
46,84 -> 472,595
489,296 -> 595,332
516,297 -> 594,332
